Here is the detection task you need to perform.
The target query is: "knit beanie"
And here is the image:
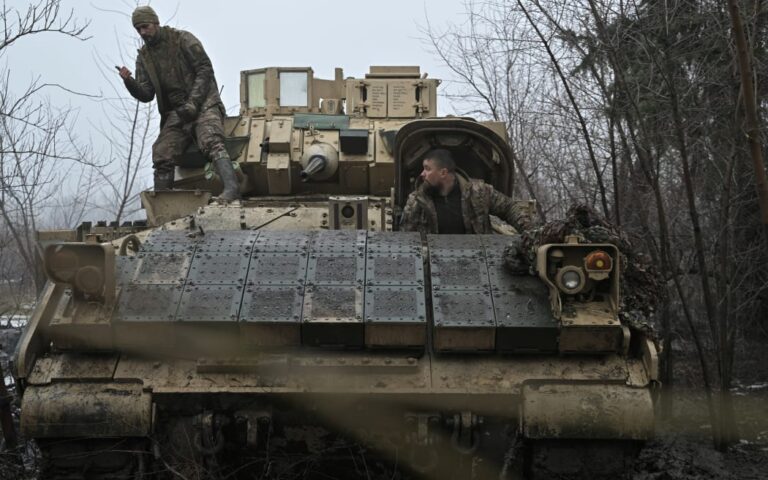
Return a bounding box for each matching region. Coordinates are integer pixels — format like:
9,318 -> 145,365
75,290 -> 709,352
132,6 -> 159,26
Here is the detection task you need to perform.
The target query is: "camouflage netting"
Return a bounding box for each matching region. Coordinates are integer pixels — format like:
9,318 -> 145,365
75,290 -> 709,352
502,204 -> 663,333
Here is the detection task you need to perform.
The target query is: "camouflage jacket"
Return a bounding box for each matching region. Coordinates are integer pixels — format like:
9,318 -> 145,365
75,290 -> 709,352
124,26 -> 224,125
400,172 -> 532,234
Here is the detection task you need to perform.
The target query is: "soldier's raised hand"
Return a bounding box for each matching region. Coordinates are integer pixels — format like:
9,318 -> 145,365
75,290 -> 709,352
117,66 -> 133,80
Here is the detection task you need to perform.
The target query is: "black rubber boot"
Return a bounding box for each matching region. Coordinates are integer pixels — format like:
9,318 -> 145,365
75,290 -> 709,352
212,152 -> 241,202
153,171 -> 174,191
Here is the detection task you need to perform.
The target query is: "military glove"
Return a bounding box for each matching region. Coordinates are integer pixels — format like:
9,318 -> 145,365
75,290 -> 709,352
175,102 -> 198,122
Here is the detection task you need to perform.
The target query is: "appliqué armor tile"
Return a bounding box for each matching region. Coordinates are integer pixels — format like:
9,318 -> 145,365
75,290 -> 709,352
254,230 -> 313,253
487,263 -> 519,291
247,252 -> 309,286
141,230 -> 199,253
427,234 -> 482,250
114,284 -> 183,322
481,234 -> 519,264
433,290 -> 495,351
364,286 -> 427,348
131,252 -> 192,285
365,252 -> 424,286
364,286 -> 426,322
302,285 -> 363,347
366,231 -> 421,253
430,255 -> 490,290
303,285 -> 362,320
241,286 -> 304,322
239,286 -> 303,347
196,230 -> 259,253
493,277 -> 558,353
187,252 -> 251,285
177,285 -> 243,322
306,253 -> 365,285
311,229 -> 366,253
427,234 -> 485,259
113,284 -> 182,350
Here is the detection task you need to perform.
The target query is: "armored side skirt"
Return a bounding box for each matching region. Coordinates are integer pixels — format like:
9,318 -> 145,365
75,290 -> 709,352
20,353 -> 654,443
20,382 -> 152,438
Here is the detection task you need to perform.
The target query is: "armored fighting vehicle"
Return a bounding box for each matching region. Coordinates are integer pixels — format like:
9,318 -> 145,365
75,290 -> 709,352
14,66 -> 659,479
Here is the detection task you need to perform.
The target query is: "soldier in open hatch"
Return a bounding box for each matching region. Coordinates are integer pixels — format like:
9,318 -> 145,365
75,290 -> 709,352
118,5 -> 240,202
400,148 -> 532,234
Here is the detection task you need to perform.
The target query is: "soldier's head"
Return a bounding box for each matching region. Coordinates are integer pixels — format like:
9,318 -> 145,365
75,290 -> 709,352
420,149 -> 457,195
132,6 -> 160,43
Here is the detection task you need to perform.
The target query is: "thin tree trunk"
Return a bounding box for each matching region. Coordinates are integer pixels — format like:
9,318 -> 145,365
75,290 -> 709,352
726,0 -> 768,240
660,297 -> 674,420
115,100 -> 142,224
585,0 -> 724,444
716,145 -> 739,448
625,113 -> 720,441
518,0 -> 611,219
662,44 -> 729,450
608,114 -> 621,226
529,0 -> 622,224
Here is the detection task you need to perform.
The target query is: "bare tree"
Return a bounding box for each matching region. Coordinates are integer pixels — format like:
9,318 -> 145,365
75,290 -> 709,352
0,224 -> 25,323
0,1 -> 91,294
0,79 -> 92,290
424,0 -> 768,452
421,1 -> 552,221
0,0 -> 89,50
726,0 -> 768,238
88,38 -> 156,225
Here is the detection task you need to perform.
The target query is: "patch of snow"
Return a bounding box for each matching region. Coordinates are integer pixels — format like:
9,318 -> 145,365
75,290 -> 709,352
0,315 -> 27,327
731,382 -> 768,394
746,383 -> 768,391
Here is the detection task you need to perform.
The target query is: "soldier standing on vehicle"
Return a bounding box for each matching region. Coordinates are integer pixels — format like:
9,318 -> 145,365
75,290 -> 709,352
401,148 -> 532,234
117,5 -> 240,202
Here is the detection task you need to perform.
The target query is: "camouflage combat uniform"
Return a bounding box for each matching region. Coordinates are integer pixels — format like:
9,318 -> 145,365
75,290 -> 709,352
400,172 -> 532,234
123,26 -> 227,185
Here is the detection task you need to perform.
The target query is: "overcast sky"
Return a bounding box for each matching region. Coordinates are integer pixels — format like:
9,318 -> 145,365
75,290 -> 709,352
7,0 -> 469,123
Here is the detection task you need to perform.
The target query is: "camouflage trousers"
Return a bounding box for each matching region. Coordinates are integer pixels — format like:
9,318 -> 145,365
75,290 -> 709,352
152,106 -> 227,176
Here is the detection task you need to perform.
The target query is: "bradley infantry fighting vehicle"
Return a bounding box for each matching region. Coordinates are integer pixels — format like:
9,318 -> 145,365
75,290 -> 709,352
14,66 -> 659,479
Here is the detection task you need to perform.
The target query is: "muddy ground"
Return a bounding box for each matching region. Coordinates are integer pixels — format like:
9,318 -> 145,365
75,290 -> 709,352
1,325 -> 767,479
631,332 -> 768,480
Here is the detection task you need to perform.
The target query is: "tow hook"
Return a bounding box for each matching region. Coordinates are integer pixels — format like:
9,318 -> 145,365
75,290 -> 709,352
448,411 -> 481,454
193,412 -> 227,456
404,412 -> 440,472
235,410 -> 272,449
404,412 -> 439,446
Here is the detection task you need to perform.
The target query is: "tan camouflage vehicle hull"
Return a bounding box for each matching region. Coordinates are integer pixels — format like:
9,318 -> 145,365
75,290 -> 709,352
15,66 -> 658,479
